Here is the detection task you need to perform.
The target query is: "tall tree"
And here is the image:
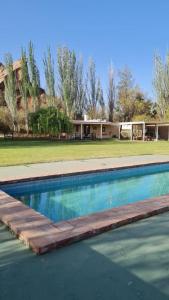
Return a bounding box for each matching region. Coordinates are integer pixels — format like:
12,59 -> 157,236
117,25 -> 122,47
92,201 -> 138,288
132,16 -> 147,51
43,48 -> 55,106
4,53 -> 18,131
73,57 -> 86,119
19,48 -> 30,133
97,78 -> 106,119
28,41 -> 40,112
107,64 -> 116,122
117,67 -> 135,121
57,47 -> 77,117
86,58 -> 102,119
153,53 -> 169,119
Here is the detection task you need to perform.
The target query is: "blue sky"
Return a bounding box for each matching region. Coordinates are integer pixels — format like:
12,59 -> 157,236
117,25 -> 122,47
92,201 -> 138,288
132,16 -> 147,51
0,0 -> 169,99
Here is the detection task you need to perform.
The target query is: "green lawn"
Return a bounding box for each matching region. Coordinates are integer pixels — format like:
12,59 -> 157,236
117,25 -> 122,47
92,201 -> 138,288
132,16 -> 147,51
0,139 -> 169,166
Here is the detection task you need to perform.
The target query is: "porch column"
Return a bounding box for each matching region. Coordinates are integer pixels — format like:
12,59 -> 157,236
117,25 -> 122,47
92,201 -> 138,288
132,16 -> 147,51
155,125 -> 159,141
118,125 -> 121,140
130,124 -> 133,140
80,124 -> 83,140
100,124 -> 103,139
142,123 -> 145,141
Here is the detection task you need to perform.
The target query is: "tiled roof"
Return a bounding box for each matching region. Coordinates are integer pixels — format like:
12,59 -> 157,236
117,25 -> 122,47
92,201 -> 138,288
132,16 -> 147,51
0,60 -> 21,84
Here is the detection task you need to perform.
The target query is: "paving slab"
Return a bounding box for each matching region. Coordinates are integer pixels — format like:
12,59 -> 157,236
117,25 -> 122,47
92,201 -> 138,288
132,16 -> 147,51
1,155 -> 169,183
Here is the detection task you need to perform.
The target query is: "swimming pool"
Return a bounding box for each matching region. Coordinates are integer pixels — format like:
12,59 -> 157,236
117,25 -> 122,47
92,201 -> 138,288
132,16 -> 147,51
2,163 -> 169,223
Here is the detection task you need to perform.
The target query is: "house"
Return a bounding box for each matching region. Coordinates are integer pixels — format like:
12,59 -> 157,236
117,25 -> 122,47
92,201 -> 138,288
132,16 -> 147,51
71,119 -> 169,141
0,61 -> 22,103
72,118 -> 119,139
0,60 -> 45,109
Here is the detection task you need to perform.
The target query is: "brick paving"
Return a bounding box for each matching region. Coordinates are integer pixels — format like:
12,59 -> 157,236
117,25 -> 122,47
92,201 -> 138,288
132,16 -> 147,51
1,188 -> 169,254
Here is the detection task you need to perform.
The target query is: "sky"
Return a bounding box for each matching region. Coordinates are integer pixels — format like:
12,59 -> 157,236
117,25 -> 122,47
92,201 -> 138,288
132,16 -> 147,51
1,0 -> 169,99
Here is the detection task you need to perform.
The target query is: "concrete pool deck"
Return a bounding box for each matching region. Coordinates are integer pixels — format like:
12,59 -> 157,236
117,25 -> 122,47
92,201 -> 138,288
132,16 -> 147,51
1,155 -> 169,254
1,154 -> 169,183
1,212 -> 169,300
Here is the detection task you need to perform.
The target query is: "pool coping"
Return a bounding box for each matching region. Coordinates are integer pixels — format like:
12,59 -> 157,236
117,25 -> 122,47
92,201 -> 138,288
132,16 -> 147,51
1,160 -> 169,254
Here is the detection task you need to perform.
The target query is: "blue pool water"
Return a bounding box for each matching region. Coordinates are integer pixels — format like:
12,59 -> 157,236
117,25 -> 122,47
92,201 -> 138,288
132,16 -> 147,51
2,163 -> 169,223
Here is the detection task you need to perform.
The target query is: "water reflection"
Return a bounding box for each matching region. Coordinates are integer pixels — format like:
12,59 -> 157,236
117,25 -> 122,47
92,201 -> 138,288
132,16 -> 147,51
17,171 -> 169,223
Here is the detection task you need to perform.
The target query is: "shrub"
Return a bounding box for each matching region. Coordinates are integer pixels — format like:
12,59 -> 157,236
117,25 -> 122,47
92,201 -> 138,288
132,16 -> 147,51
0,120 -> 11,133
0,107 -> 13,131
29,107 -> 73,136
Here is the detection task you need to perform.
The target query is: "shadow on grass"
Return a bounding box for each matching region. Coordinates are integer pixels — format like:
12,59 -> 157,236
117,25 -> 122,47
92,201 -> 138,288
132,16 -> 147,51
1,212 -> 169,300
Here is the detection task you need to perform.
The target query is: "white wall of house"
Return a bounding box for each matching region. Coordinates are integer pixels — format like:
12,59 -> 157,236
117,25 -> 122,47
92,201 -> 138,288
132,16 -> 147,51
73,124 -> 115,139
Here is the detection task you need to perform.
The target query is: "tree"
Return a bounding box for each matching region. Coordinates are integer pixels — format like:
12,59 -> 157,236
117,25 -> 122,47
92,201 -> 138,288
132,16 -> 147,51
74,57 -> 86,119
153,53 -> 169,119
29,107 -> 72,136
97,78 -> 106,119
43,48 -> 55,106
28,41 -> 40,112
107,64 -> 116,122
4,53 -> 18,131
19,48 -> 30,133
86,58 -> 103,119
117,67 -> 135,121
132,88 -> 157,121
57,47 -> 77,117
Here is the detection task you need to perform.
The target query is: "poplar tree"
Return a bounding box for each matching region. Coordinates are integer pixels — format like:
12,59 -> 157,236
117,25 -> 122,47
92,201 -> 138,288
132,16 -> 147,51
108,64 -> 116,122
28,41 -> 40,112
43,48 -> 55,106
86,58 -> 103,119
97,78 -> 106,119
4,53 -> 18,131
57,47 -> 77,117
74,57 -> 86,119
153,53 -> 169,119
19,49 -> 30,133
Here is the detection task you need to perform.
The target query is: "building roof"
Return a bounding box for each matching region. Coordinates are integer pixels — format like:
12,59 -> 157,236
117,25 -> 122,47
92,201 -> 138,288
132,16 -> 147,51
0,60 -> 21,85
72,120 -> 169,126
119,121 -> 169,126
72,120 -> 113,126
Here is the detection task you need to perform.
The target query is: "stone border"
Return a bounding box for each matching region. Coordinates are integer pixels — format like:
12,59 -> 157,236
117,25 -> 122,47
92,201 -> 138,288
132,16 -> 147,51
1,188 -> 169,254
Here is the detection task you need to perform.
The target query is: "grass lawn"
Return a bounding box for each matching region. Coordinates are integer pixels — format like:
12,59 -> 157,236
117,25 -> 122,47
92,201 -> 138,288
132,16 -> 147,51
0,139 -> 169,166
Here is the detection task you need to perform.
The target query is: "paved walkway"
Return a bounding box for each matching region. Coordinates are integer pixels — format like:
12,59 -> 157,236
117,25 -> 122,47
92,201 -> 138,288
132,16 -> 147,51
1,155 -> 169,183
1,212 -> 169,300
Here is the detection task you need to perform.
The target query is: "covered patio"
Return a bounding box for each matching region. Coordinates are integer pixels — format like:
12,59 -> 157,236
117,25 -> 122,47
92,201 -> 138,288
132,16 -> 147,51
72,120 -> 114,140
118,121 -> 169,141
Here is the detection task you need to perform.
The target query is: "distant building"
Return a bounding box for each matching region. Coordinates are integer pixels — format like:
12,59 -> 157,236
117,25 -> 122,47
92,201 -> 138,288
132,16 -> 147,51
0,60 -> 45,109
71,118 -> 169,141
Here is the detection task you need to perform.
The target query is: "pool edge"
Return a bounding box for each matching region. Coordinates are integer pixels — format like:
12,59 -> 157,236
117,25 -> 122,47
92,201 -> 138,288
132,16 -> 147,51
1,188 -> 169,254
1,160 -> 169,185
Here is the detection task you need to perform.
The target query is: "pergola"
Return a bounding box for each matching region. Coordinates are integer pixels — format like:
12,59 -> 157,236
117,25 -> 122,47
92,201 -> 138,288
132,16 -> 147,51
118,121 -> 169,141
